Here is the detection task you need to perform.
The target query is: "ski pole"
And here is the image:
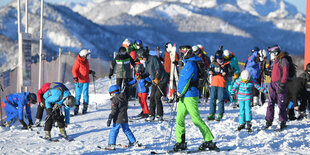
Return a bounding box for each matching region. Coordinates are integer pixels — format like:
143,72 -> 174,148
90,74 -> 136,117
92,74 -> 96,95
156,84 -> 166,97
166,101 -> 178,150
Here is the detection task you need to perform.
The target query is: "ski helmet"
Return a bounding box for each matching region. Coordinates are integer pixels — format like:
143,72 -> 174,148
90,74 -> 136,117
118,47 -> 127,55
210,55 -> 215,62
136,48 -> 148,60
240,70 -> 251,83
135,40 -> 143,49
179,45 -> 193,59
223,49 -> 230,59
306,63 -> 310,72
122,38 -> 131,48
267,45 -> 281,56
165,42 -> 172,50
251,46 -> 260,53
109,85 -> 120,95
135,64 -> 145,73
79,49 -> 91,58
63,95 -> 75,108
215,50 -> 223,60
197,44 -> 204,52
27,93 -> 37,104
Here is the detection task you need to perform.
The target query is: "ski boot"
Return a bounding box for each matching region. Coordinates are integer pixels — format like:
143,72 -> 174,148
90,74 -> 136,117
265,120 -> 272,129
145,115 -> 155,121
207,114 -> 215,121
59,128 -> 68,138
34,119 -> 41,127
82,103 -> 88,114
74,105 -> 79,115
44,131 -> 52,140
3,120 -> 12,127
280,121 -> 287,130
297,111 -> 306,120
199,140 -> 218,151
246,121 -> 252,132
173,142 -> 187,152
141,114 -> 149,118
137,111 -> 143,117
129,141 -> 142,147
216,113 -> 223,121
237,124 -> 245,131
105,144 -> 116,150
155,115 -> 164,121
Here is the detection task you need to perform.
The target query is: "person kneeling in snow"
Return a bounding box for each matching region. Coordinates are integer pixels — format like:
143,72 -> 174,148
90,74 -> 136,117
173,45 -> 217,152
43,84 -> 75,140
2,92 -> 37,129
106,85 -> 142,150
231,70 -> 267,131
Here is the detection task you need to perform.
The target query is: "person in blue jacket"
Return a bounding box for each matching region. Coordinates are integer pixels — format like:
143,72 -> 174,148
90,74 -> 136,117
43,84 -> 75,140
173,45 -> 216,152
231,70 -> 267,131
2,92 -> 37,129
245,47 -> 261,106
128,64 -> 152,118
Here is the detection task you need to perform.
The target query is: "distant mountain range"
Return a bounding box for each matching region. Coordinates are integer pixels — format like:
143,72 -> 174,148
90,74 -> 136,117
0,0 -> 306,71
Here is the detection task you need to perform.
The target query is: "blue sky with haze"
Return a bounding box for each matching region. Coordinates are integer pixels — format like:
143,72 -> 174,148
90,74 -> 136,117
0,0 -> 307,15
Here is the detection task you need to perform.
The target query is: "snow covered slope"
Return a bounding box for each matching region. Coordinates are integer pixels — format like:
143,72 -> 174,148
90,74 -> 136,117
1,77 -> 309,154
65,0 -> 305,61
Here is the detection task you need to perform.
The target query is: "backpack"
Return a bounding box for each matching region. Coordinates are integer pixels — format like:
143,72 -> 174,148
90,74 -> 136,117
193,61 -> 207,89
49,82 -> 69,102
280,53 -> 296,81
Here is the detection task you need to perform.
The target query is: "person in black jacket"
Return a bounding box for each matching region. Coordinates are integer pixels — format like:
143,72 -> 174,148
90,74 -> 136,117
106,85 -> 141,150
286,77 -> 306,120
298,63 -> 310,119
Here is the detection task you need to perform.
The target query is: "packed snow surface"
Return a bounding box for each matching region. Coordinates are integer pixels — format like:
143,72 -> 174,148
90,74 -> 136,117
0,77 -> 310,154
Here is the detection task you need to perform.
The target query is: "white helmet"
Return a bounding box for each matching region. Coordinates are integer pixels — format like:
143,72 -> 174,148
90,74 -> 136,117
223,49 -> 230,59
240,70 -> 251,83
122,38 -> 131,48
197,44 -> 204,51
79,49 -> 91,58
192,45 -> 199,52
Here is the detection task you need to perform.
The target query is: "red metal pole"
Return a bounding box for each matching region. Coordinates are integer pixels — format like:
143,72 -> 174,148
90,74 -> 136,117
304,0 -> 310,69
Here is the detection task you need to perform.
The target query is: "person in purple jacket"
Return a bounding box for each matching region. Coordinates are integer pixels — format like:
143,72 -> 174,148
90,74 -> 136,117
265,45 -> 289,130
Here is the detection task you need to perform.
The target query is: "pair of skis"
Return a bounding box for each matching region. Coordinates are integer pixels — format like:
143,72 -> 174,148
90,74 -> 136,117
151,147 -> 231,154
39,135 -> 74,142
97,143 -> 146,151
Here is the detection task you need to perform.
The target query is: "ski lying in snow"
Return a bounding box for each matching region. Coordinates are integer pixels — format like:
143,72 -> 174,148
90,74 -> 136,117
150,148 -> 231,154
39,136 -> 59,142
97,144 -> 146,150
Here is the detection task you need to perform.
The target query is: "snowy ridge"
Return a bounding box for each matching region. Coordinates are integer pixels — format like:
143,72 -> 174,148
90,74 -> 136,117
0,77 -> 309,154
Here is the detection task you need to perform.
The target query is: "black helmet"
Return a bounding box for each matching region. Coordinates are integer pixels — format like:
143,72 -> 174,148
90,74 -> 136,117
215,50 -> 223,59
27,93 -> 37,104
268,45 -> 281,55
118,47 -> 127,55
136,48 -> 148,59
306,63 -> 310,72
135,64 -> 145,73
251,46 -> 260,53
63,95 -> 76,108
179,45 -> 193,59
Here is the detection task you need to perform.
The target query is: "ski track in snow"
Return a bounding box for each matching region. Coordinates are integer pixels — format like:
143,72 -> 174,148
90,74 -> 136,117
1,77 -> 310,154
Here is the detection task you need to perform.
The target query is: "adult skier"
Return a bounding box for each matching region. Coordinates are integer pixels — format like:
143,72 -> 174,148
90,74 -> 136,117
265,45 -> 289,130
35,82 -> 70,127
231,70 -> 266,131
298,63 -> 310,119
43,84 -> 75,140
173,45 -> 217,152
106,85 -> 142,150
136,48 -> 168,121
245,47 -> 261,106
2,92 -> 37,129
72,49 -> 96,115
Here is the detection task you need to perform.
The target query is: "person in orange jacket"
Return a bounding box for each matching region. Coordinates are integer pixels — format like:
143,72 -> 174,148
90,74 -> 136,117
72,49 -> 95,115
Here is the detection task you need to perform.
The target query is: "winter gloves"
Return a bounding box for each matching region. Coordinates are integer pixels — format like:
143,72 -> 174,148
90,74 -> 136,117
89,70 -> 96,77
107,114 -> 113,127
278,83 -> 285,94
152,78 -> 159,85
73,77 -> 78,83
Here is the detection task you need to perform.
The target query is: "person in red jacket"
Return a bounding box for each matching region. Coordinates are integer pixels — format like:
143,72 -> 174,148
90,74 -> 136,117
35,82 -> 69,127
72,49 -> 95,115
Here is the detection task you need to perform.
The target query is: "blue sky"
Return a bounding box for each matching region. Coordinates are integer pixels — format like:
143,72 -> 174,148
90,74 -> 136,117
0,0 -> 307,15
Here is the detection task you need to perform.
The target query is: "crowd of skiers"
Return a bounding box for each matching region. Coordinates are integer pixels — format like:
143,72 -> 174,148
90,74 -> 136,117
1,38 -> 310,152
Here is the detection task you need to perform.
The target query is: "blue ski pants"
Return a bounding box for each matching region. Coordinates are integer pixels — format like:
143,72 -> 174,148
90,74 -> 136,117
108,123 -> 136,145
2,100 -> 18,125
209,86 -> 225,114
238,100 -> 252,124
75,83 -> 89,105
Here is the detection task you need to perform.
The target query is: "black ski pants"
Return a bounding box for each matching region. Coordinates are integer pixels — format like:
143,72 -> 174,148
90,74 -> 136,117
44,108 -> 65,131
149,83 -> 167,117
36,98 -> 46,120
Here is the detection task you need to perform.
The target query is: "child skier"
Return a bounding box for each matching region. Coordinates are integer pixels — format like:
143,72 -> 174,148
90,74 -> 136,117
128,64 -> 152,118
231,70 -> 267,131
106,85 -> 143,150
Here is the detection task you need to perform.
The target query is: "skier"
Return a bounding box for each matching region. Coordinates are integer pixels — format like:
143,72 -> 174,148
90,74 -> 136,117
108,47 -> 136,99
298,63 -> 310,119
136,48 -> 169,121
208,50 -> 232,121
231,70 -> 267,131
43,84 -> 75,140
265,45 -> 289,130
106,85 -> 142,150
72,49 -> 96,115
2,92 -> 37,129
35,82 -> 70,127
128,64 -> 152,118
173,45 -> 217,152
286,77 -> 306,120
245,47 -> 261,106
